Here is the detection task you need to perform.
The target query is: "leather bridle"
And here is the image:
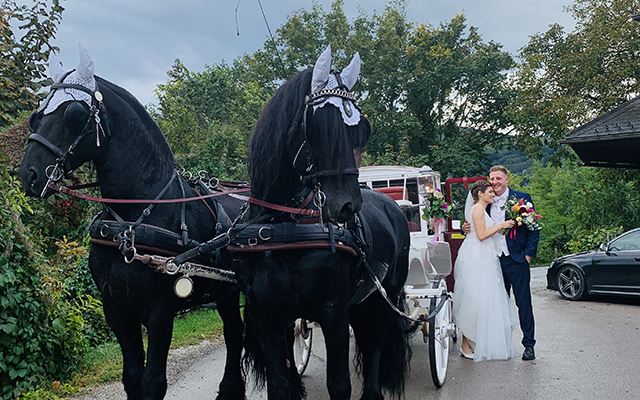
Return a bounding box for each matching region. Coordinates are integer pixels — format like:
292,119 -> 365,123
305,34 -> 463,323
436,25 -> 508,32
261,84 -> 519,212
27,73 -> 110,197
292,70 -> 362,188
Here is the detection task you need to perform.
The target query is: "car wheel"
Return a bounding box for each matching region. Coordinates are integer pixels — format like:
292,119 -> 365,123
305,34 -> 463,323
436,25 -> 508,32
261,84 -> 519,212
557,265 -> 587,300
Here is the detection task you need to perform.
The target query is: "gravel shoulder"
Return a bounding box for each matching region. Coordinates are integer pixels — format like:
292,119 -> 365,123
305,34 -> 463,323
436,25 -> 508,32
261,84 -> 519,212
71,340 -> 223,400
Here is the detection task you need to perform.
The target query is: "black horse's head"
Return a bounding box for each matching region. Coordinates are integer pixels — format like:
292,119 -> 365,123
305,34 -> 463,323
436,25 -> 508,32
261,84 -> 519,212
248,46 -> 371,223
21,45 -> 173,198
20,45 -> 111,197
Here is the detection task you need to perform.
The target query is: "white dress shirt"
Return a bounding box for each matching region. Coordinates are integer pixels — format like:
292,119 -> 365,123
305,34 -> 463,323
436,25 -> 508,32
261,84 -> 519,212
491,188 -> 510,257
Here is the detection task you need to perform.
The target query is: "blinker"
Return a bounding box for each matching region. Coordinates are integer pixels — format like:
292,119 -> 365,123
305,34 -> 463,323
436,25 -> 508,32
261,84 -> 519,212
63,102 -> 90,132
28,112 -> 42,133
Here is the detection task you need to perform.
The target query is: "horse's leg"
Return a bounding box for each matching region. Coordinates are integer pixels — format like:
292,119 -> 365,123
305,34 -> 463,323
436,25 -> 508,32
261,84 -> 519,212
350,298 -> 388,400
102,298 -> 145,400
215,290 -> 246,400
140,305 -> 174,400
318,312 -> 351,400
247,311 -> 298,400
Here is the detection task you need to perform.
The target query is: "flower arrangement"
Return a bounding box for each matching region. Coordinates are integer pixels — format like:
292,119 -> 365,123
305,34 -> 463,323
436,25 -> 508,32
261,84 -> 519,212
500,196 -> 542,235
421,189 -> 453,221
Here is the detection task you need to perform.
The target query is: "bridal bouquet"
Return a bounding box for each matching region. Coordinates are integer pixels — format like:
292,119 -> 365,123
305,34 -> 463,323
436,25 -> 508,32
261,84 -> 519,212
500,196 -> 542,235
422,189 -> 453,220
422,189 -> 453,238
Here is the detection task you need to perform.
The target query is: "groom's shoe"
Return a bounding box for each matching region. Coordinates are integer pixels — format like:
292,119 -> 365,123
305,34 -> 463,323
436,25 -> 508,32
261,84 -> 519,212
522,346 -> 535,361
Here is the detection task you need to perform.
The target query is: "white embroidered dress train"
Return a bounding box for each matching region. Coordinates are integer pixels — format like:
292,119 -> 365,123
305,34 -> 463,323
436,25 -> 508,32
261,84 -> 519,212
453,203 -> 518,362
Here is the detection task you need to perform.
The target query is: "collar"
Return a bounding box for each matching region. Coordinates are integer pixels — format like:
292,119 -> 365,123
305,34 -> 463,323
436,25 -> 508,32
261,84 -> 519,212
494,188 -> 509,204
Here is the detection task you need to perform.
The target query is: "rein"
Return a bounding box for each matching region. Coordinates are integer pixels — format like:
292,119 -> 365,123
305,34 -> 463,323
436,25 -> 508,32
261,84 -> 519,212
47,181 -> 250,204
229,191 -> 319,217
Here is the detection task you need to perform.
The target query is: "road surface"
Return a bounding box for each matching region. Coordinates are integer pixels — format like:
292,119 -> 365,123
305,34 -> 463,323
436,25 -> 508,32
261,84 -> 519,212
76,267 -> 640,400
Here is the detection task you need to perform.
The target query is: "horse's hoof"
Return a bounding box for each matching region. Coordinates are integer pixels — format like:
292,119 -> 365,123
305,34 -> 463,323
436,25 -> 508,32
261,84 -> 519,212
215,392 -> 246,400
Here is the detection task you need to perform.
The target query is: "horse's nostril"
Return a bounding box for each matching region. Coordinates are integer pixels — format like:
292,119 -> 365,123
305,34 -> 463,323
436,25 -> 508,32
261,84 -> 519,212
338,202 -> 354,221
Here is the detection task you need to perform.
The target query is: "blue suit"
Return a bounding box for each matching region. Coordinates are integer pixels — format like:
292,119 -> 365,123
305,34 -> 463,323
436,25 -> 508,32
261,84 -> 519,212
488,188 -> 539,348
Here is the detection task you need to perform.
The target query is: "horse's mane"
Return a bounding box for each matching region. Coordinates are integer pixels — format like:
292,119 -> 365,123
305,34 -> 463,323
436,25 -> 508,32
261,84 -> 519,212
248,68 -> 371,200
95,76 -> 175,168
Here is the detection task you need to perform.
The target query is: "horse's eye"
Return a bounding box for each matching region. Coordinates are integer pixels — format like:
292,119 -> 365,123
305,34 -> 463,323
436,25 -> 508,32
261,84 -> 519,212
63,102 -> 90,132
28,112 -> 42,133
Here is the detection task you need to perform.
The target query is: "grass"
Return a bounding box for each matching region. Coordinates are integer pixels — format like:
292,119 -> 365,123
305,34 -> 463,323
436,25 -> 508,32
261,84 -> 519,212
171,306 -> 224,348
18,306 -> 225,399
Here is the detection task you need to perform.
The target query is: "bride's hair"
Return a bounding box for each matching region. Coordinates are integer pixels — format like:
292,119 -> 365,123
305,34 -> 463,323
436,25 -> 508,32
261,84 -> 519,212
471,180 -> 492,202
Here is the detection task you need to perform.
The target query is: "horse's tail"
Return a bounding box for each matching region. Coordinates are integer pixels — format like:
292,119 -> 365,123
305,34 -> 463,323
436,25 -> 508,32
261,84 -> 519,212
242,305 -> 267,389
378,297 -> 412,399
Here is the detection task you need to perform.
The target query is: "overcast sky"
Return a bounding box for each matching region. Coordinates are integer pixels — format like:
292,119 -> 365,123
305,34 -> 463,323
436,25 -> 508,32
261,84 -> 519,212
26,0 -> 576,106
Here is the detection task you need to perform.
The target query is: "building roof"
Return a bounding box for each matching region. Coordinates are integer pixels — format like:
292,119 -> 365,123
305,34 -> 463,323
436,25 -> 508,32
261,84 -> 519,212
561,94 -> 640,168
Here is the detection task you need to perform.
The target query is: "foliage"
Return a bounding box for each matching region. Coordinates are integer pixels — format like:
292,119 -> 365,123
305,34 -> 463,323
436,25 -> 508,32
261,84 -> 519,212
0,155 -> 88,399
510,0 -> 640,162
151,60 -> 267,180
403,14 -> 516,177
1,126 -> 105,400
566,226 -> 624,254
511,162 -> 640,262
0,0 -> 63,129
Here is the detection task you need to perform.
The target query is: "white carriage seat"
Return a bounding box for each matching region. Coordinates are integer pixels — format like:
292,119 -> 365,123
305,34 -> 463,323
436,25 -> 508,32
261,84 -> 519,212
426,241 -> 452,277
406,256 -> 429,287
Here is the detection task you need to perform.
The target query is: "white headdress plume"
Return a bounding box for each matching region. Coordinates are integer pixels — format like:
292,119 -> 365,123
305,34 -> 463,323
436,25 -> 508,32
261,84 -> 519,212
309,45 -> 361,126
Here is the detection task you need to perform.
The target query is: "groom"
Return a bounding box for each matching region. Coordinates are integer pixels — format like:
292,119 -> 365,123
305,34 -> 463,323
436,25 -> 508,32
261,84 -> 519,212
463,165 -> 539,360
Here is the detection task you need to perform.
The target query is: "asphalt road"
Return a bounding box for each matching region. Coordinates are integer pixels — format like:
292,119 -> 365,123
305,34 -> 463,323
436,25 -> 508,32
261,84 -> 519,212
82,267 -> 640,400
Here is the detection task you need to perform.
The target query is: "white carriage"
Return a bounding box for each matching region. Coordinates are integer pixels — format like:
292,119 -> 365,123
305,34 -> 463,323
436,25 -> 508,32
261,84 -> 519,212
293,165 -> 457,388
358,165 -> 456,388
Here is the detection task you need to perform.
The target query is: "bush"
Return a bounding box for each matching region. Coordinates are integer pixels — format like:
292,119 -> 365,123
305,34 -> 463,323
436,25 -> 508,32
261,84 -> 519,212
0,155 -> 104,399
566,227 -> 624,255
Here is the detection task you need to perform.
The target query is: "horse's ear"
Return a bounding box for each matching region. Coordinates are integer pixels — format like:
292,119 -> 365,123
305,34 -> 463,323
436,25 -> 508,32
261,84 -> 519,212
340,52 -> 361,91
311,45 -> 332,93
76,43 -> 95,82
48,51 -> 66,83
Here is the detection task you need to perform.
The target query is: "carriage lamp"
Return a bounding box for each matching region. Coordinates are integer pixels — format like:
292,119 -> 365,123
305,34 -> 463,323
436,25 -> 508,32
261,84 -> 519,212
418,165 -> 439,198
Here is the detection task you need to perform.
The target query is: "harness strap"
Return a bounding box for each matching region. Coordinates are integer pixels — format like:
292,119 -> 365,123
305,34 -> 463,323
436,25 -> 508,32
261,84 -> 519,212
48,182 -> 250,204
90,238 -> 183,258
89,220 -> 201,254
51,82 -> 95,96
228,240 -> 357,257
229,193 -> 320,217
230,221 -> 353,247
28,133 -> 73,173
178,177 -> 189,246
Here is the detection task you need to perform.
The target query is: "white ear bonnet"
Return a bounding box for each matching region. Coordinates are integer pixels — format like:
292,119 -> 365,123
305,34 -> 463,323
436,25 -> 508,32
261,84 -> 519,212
309,45 -> 361,126
44,43 -> 97,115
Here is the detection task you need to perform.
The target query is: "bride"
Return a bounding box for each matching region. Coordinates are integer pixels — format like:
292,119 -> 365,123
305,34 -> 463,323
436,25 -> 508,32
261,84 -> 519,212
453,180 -> 518,362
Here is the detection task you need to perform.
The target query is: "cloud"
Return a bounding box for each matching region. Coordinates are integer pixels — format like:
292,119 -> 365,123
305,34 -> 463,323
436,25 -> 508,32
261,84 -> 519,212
39,0 -> 574,105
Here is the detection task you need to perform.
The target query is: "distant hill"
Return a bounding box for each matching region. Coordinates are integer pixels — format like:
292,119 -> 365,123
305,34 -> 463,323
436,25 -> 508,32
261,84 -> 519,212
487,148 -> 552,174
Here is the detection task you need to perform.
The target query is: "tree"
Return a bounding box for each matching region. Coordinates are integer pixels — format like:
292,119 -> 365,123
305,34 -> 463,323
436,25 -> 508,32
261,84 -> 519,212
151,60 -> 267,180
402,14 -> 516,176
0,0 -> 63,128
510,0 -> 640,163
515,162 -> 640,262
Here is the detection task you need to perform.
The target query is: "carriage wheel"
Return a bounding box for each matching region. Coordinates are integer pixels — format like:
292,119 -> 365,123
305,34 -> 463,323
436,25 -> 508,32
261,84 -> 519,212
428,296 -> 451,388
293,318 -> 313,375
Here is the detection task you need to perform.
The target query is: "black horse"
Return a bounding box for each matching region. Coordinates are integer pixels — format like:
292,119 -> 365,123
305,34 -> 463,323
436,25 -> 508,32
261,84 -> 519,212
232,47 -> 411,400
19,46 -> 245,400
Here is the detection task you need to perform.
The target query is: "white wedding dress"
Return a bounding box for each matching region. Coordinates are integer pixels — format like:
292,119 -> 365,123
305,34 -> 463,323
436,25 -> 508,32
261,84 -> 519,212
453,201 -> 518,362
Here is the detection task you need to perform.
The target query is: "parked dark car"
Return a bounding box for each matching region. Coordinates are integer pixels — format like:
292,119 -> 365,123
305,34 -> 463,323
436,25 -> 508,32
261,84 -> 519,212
547,228 -> 640,300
